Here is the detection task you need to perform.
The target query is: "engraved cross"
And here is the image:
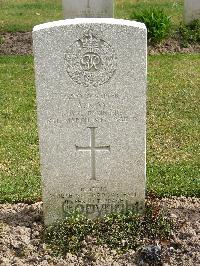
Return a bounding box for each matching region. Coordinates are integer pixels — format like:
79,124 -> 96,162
76,127 -> 110,180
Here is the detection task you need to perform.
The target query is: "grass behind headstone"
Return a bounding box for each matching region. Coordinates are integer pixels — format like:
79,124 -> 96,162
0,54 -> 199,203
0,0 -> 183,32
0,0 -> 62,32
116,0 -> 183,26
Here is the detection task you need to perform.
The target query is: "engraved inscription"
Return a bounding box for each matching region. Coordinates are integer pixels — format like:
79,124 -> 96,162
65,29 -> 117,87
76,127 -> 110,180
58,187 -> 143,218
67,11 -> 108,18
46,91 -> 131,126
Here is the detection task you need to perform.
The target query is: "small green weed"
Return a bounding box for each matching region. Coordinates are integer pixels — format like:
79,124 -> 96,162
130,7 -> 171,44
179,19 -> 200,47
44,202 -> 172,257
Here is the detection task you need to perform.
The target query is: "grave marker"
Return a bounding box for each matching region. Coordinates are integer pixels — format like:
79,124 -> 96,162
33,18 -> 147,225
62,0 -> 113,19
184,0 -> 200,24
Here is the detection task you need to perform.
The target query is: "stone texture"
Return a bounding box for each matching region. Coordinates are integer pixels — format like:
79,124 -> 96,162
62,0 -> 113,19
184,0 -> 200,24
33,18 -> 147,225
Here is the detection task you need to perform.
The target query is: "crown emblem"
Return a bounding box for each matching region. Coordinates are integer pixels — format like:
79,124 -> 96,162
80,29 -> 100,49
65,28 -> 117,87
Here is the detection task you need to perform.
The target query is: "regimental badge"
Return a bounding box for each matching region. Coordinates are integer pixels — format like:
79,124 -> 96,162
65,28 -> 117,87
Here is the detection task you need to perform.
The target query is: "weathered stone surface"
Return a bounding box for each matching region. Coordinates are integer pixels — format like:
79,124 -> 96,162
33,18 -> 147,225
184,0 -> 200,24
62,0 -> 113,19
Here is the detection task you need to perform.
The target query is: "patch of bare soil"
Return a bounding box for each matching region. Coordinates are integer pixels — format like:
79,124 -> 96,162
0,197 -> 199,266
0,32 -> 200,55
0,32 -> 32,55
148,37 -> 200,55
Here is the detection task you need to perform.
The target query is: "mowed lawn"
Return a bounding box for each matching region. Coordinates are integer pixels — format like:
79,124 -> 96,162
0,0 -> 183,32
0,56 -> 40,202
0,54 -> 199,203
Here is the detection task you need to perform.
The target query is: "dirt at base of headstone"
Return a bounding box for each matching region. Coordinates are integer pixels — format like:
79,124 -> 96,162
0,197 -> 199,266
0,32 -> 200,55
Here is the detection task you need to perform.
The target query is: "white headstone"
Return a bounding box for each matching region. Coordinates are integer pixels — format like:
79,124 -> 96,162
184,0 -> 200,24
33,18 -> 147,225
62,0 -> 113,18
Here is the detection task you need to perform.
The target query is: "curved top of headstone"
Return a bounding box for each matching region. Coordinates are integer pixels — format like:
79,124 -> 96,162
33,18 -> 146,32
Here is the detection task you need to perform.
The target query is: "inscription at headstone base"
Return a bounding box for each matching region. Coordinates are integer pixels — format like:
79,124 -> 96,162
62,0 -> 113,19
33,18 -> 147,225
184,0 -> 200,24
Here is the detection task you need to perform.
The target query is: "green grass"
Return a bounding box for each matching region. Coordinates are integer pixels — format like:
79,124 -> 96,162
0,0 -> 62,32
0,54 -> 199,203
0,56 -> 41,202
0,0 -> 183,32
147,53 -> 200,197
